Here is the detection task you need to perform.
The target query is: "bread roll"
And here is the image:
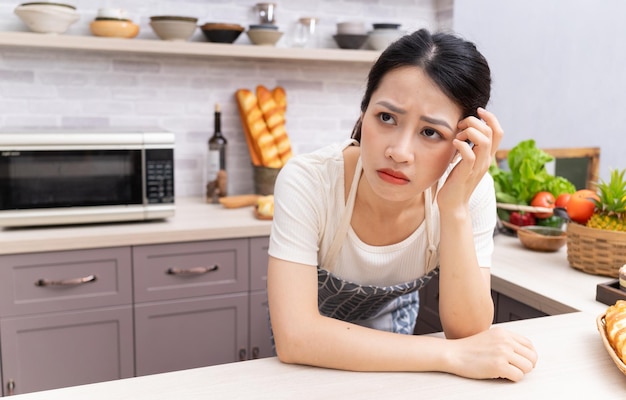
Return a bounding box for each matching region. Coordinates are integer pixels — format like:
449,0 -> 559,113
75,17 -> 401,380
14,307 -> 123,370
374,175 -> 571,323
235,89 -> 282,168
256,195 -> 274,218
606,300 -> 626,362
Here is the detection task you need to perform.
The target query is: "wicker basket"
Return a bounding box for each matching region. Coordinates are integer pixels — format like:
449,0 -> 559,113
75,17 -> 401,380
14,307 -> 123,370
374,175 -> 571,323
567,222 -> 626,277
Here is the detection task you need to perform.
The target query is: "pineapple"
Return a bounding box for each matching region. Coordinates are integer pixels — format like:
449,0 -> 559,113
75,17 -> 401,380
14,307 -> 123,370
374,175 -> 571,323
587,168 -> 626,232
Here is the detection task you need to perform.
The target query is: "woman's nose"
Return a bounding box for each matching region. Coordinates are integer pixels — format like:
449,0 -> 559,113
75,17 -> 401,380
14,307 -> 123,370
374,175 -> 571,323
386,134 -> 414,163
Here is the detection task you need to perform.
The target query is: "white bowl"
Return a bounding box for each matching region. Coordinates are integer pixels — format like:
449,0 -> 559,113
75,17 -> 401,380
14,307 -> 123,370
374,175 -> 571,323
14,3 -> 80,34
149,16 -> 198,41
367,29 -> 404,51
337,21 -> 366,35
247,29 -> 283,46
97,7 -> 128,20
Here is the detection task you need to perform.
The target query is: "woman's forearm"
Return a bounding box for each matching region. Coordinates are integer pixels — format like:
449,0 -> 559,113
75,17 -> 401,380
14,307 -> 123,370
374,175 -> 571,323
437,207 -> 494,338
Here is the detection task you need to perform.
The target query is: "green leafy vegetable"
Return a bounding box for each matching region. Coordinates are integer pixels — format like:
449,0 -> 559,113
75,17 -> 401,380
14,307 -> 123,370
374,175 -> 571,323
489,139 -> 576,205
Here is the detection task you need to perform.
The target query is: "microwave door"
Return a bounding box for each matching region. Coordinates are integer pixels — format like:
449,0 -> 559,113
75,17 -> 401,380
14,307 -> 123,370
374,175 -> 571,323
0,149 -> 143,211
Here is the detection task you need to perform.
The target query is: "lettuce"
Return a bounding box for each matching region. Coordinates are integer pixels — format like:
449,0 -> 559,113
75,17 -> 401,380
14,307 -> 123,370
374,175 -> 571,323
489,139 -> 576,204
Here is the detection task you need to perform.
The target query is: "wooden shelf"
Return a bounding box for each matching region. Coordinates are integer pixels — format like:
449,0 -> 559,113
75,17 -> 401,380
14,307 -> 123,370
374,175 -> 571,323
0,31 -> 380,63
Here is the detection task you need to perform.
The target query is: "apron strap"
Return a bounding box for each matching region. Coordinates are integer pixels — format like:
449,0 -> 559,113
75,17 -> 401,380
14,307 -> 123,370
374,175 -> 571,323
321,156 -> 362,271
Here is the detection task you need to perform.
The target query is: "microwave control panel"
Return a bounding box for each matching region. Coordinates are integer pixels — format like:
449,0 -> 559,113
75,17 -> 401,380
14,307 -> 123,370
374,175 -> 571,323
145,148 -> 174,204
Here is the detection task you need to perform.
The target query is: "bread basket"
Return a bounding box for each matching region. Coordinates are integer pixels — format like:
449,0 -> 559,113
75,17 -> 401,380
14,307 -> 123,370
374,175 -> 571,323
567,222 -> 626,278
596,312 -> 626,375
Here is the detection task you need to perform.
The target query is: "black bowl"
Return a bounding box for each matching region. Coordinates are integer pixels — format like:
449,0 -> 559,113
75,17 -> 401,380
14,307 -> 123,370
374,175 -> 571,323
200,23 -> 244,43
333,34 -> 368,50
372,23 -> 401,30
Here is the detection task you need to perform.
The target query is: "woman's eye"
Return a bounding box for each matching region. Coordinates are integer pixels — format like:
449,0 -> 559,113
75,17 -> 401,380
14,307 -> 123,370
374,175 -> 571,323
378,112 -> 396,125
422,128 -> 442,139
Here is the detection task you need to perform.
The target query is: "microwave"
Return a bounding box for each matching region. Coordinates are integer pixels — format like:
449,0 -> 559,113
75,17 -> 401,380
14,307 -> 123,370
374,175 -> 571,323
0,128 -> 175,228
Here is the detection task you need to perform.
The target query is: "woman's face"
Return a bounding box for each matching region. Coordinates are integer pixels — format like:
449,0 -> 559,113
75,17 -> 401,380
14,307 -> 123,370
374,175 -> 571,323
359,66 -> 463,202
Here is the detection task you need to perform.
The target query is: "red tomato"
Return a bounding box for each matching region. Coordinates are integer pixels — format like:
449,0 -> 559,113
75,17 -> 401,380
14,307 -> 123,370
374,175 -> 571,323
530,191 -> 555,218
555,193 -> 571,208
567,189 -> 599,224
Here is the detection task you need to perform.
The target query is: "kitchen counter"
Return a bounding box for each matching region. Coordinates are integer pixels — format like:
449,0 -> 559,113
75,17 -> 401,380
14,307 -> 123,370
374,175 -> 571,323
0,197 -> 272,255
1,198 -> 613,316
10,311 -> 626,399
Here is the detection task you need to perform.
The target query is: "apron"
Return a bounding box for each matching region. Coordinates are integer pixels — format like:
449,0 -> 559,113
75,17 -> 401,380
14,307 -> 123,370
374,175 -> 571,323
317,156 -> 440,334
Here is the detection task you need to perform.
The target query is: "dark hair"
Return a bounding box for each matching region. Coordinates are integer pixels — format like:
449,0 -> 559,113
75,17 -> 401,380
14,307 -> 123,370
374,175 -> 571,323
351,29 -> 491,141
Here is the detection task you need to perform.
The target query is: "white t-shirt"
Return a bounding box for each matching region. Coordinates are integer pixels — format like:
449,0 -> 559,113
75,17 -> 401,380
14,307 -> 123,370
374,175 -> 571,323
268,139 -> 496,287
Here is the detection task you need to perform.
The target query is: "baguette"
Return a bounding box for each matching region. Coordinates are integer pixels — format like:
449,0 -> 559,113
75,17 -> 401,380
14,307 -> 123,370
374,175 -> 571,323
235,89 -> 282,168
257,85 -> 293,164
219,194 -> 261,209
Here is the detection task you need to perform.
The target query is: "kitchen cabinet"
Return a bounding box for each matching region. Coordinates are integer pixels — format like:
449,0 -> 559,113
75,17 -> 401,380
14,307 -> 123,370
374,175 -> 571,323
132,238 -> 253,376
0,247 -> 134,396
414,274 -> 547,335
0,31 -> 379,64
0,235 -> 273,395
249,237 -> 273,359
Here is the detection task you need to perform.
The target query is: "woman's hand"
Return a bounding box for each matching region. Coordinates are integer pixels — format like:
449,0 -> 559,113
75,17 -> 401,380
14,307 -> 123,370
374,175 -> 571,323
437,107 -> 503,211
443,326 -> 538,382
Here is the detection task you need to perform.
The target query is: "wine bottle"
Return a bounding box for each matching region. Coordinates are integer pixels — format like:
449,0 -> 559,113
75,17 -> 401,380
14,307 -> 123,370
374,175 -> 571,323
206,103 -> 228,203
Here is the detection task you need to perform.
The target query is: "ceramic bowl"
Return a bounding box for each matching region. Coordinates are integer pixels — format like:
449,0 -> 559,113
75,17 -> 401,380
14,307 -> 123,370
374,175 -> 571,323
200,23 -> 244,43
249,24 -> 278,30
247,28 -> 283,46
333,34 -> 368,50
14,3 -> 80,34
372,23 -> 401,30
96,7 -> 128,20
367,29 -> 403,51
336,21 -> 366,35
150,16 -> 198,41
90,20 -> 140,39
517,225 -> 567,252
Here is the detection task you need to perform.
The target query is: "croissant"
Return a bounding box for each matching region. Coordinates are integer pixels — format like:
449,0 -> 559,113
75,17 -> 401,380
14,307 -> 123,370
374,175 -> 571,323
605,300 -> 626,362
235,89 -> 282,168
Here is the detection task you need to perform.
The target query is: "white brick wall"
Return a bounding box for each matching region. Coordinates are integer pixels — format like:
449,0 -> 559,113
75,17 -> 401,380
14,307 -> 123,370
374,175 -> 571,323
0,1 -> 452,197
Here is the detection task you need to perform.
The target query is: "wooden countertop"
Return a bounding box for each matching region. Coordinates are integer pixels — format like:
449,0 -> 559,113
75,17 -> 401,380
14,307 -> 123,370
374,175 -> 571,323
0,198 -> 272,255
10,311 -> 626,399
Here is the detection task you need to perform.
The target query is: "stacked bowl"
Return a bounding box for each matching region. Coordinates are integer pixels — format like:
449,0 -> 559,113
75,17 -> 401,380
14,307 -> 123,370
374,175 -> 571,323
333,21 -> 368,50
150,16 -> 198,41
90,8 -> 139,38
367,23 -> 404,51
14,2 -> 80,34
247,24 -> 283,46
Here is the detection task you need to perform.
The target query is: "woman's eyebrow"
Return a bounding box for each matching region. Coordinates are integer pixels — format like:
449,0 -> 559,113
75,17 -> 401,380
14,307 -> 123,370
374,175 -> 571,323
420,115 -> 452,130
376,100 -> 453,130
376,100 -> 406,114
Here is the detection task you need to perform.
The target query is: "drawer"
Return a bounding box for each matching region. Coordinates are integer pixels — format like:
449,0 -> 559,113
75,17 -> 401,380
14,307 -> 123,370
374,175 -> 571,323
0,247 -> 132,317
133,239 -> 249,303
250,236 -> 269,292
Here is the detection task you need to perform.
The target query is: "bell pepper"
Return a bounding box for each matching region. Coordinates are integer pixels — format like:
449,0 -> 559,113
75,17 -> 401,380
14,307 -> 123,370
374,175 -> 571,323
509,211 -> 536,227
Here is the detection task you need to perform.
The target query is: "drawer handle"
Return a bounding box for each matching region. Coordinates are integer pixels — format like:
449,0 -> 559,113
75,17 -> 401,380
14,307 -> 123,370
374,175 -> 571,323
166,265 -> 219,276
35,274 -> 97,287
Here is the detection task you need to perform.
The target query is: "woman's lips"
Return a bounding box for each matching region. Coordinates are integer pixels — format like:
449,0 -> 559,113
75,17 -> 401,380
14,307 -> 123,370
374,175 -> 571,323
377,168 -> 410,185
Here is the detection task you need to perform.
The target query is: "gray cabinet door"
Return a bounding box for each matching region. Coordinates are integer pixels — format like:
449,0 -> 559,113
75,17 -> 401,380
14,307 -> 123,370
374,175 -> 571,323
0,306 -> 134,396
248,237 -> 273,359
249,291 -> 274,359
134,293 -> 248,376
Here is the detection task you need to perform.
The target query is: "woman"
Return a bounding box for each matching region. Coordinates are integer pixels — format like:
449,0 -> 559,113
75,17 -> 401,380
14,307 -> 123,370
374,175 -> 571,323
267,29 -> 538,382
